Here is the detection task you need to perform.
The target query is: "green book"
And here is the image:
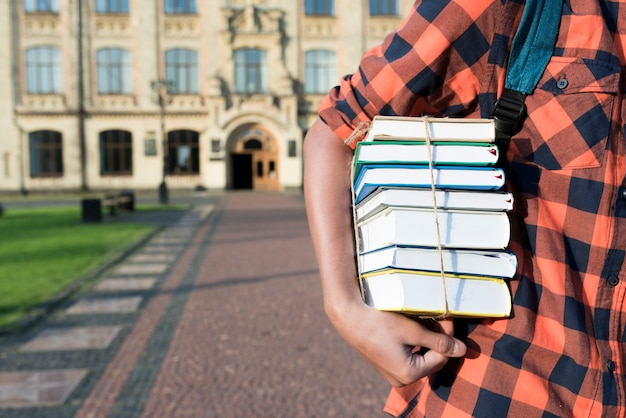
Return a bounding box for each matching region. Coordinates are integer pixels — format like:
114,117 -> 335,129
353,140 -> 499,181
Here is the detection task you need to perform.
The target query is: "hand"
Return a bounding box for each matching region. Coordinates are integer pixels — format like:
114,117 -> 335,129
303,119 -> 466,386
329,300 -> 467,387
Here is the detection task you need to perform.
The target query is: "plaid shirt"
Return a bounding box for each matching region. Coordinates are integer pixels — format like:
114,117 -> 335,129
318,1 -> 626,417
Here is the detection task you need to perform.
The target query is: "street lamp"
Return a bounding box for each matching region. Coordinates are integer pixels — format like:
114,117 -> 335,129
151,79 -> 173,204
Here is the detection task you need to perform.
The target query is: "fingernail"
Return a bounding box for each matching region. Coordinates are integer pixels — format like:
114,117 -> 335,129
452,340 -> 466,356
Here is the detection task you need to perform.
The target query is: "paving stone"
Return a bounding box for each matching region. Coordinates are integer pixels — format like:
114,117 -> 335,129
113,263 -> 169,275
66,297 -> 143,315
0,370 -> 86,408
127,253 -> 177,263
194,205 -> 215,220
19,326 -> 122,352
0,193 -> 391,417
94,278 -> 157,291
139,245 -> 185,254
159,235 -> 192,242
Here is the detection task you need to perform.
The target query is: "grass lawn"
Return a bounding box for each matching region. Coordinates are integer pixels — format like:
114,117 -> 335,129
0,206 -> 168,330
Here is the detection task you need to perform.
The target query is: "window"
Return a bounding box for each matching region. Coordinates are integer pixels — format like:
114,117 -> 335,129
244,139 -> 262,150
234,48 -> 268,94
304,50 -> 336,94
100,130 -> 133,175
29,130 -> 63,177
288,139 -> 297,157
168,130 -> 199,175
165,49 -> 199,94
25,46 -> 62,94
96,0 -> 129,14
164,0 -> 196,14
24,0 -> 59,13
304,0 -> 333,16
97,48 -> 132,94
370,0 -> 398,16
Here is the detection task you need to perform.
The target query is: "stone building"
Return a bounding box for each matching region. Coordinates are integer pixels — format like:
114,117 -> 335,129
0,0 -> 411,193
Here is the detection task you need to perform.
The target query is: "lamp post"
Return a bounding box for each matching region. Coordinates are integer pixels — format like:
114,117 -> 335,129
151,80 -> 173,204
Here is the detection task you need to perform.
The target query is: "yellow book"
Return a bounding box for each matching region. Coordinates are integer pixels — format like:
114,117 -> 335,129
360,269 -> 512,318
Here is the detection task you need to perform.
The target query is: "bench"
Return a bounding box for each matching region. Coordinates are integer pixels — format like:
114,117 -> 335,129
81,191 -> 135,222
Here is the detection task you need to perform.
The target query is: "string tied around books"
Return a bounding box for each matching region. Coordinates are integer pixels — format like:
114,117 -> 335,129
345,120 -> 372,146
423,116 -> 451,319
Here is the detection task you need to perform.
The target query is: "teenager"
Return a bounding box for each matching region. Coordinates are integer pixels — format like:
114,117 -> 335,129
304,1 -> 626,416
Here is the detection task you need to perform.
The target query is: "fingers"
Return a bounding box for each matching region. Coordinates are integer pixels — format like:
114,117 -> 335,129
404,318 -> 467,358
335,305 -> 468,388
439,318 -> 455,337
380,316 -> 467,387
426,328 -> 466,357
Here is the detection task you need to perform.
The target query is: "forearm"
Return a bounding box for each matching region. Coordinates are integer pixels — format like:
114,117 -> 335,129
303,119 -> 466,386
303,119 -> 363,320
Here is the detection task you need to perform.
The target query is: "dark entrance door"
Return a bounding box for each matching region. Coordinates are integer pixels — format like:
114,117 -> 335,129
231,153 -> 253,189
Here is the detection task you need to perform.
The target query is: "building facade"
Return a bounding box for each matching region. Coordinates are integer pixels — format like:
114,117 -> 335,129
0,0 -> 412,193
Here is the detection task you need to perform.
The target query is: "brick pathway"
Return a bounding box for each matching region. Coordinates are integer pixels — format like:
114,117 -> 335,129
0,192 -> 390,418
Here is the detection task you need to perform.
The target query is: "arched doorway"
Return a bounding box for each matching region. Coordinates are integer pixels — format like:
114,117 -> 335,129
229,125 -> 279,191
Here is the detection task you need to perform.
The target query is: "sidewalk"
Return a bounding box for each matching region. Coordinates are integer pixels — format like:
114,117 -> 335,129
0,191 -> 389,418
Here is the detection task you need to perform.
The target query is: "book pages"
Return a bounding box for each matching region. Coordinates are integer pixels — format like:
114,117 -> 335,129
350,116 -> 516,319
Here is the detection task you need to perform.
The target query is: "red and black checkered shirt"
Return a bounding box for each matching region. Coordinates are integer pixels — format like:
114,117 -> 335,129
318,1 -> 626,417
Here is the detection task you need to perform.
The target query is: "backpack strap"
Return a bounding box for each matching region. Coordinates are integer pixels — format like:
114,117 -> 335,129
493,0 -> 563,142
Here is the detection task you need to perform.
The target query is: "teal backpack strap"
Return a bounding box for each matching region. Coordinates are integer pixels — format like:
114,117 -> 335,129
493,0 -> 563,140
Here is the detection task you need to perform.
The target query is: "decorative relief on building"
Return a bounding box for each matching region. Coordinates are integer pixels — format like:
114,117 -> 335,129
368,18 -> 401,40
94,16 -> 131,37
233,95 -> 276,111
207,77 -> 223,97
163,16 -> 200,38
226,0 -> 269,6
223,3 -> 283,35
167,95 -> 206,110
303,18 -> 338,39
23,15 -> 60,37
94,95 -> 136,110
21,95 -> 66,111
277,76 -> 294,96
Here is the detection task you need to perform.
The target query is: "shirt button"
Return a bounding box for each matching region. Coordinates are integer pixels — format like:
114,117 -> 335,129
556,78 -> 569,89
608,275 -> 620,287
622,189 -> 626,200
607,360 -> 616,372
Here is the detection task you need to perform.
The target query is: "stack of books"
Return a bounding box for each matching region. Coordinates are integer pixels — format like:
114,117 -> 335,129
351,116 -> 517,318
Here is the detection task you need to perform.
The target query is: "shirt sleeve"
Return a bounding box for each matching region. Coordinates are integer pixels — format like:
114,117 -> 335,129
318,0 -> 499,144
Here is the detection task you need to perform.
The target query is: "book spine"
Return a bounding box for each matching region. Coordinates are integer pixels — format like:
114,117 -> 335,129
352,116 -> 516,318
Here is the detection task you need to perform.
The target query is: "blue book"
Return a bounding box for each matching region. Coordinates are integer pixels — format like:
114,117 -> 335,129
353,164 -> 506,204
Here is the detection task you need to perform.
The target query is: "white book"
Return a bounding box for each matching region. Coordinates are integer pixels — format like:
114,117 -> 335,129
359,245 -> 518,279
355,187 -> 514,221
357,206 -> 510,253
361,269 -> 511,318
364,116 -> 496,143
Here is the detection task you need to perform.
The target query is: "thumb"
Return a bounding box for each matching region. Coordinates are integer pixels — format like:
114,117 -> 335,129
420,323 -> 466,357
